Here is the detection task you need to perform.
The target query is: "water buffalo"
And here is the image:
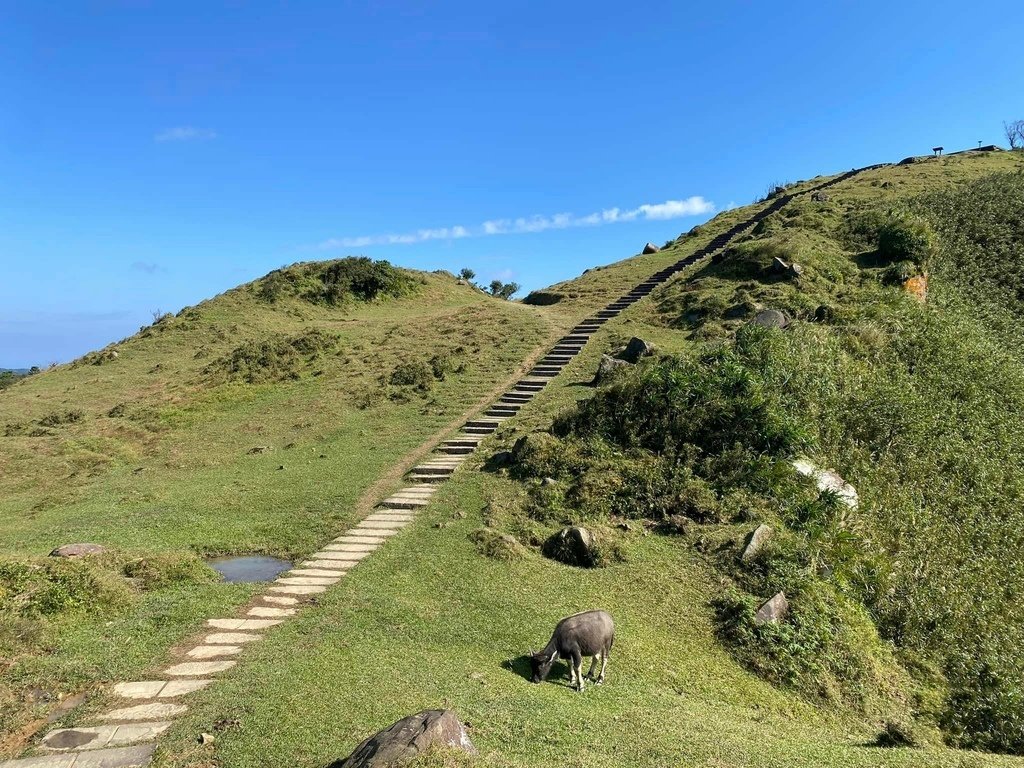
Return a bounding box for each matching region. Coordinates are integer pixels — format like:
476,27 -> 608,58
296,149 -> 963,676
529,610 -> 614,692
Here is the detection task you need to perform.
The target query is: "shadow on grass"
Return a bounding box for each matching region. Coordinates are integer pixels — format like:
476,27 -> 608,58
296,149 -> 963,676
503,655 -> 573,687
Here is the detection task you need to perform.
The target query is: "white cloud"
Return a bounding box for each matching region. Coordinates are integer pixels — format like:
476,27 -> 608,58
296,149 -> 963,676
155,126 -> 217,142
317,196 -> 714,250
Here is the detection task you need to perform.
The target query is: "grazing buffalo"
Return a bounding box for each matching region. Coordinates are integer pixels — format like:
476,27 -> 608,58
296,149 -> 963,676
530,610 -> 615,692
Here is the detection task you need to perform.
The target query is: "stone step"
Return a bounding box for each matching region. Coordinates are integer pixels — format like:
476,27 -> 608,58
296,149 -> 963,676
407,473 -> 447,483
539,356 -> 572,364
435,445 -> 474,454
165,660 -> 237,677
378,497 -> 428,509
488,403 -> 520,412
499,395 -> 533,404
114,680 -> 211,700
513,384 -> 545,392
0,743 -> 158,767
441,438 -> 481,447
528,369 -> 561,378
465,420 -> 500,428
410,465 -> 455,475
463,426 -> 496,435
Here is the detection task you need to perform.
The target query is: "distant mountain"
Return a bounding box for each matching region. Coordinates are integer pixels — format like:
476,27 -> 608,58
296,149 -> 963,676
0,368 -> 30,375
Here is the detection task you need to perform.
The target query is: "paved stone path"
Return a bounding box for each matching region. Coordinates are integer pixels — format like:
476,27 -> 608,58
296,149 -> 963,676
0,166 -> 884,768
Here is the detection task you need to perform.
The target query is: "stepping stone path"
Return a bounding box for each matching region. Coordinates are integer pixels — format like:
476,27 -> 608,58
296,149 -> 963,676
0,165 -> 885,768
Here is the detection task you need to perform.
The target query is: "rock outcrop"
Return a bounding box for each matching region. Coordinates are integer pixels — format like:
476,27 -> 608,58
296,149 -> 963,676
49,543 -> 106,558
543,526 -> 598,568
619,337 -> 655,364
754,592 -> 789,625
642,242 -> 661,254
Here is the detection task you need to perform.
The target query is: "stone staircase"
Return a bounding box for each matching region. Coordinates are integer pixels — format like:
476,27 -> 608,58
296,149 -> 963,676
0,164 -> 887,768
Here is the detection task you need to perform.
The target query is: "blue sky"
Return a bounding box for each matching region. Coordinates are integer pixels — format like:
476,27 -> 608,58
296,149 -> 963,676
1,1 -> 1020,366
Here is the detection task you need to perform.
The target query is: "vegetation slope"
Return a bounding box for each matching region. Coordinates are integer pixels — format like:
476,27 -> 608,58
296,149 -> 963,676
140,148 -> 1024,768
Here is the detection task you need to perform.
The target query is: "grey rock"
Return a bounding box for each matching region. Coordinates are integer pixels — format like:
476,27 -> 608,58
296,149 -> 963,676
749,309 -> 789,329
754,592 -> 789,625
49,543 -> 106,558
331,709 -> 475,768
811,191 -> 830,202
619,337 -> 655,364
642,242 -> 660,254
543,526 -> 598,568
740,524 -> 773,561
787,263 -> 804,278
593,354 -> 630,385
541,477 -> 557,486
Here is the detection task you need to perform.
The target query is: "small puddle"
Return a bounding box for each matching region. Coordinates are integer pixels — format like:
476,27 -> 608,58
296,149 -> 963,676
207,555 -> 291,583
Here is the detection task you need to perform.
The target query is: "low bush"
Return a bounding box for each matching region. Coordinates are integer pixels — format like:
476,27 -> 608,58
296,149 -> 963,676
205,329 -> 339,384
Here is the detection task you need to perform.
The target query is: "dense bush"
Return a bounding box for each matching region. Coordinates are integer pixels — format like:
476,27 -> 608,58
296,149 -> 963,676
389,360 -> 434,392
257,257 -> 416,305
877,214 -> 936,267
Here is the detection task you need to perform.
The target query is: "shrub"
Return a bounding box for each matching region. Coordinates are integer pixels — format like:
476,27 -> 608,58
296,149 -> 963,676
877,214 -> 936,267
469,528 -> 525,561
38,409 -> 84,427
389,360 -> 434,392
0,559 -> 132,617
122,552 -> 219,590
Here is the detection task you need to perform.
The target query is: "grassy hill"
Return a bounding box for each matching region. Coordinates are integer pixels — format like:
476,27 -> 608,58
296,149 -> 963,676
0,259 -> 564,751
5,149 -> 1024,767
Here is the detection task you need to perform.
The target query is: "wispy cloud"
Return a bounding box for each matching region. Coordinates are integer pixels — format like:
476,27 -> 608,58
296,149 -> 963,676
155,126 -> 217,142
317,196 -> 713,249
130,261 -> 165,274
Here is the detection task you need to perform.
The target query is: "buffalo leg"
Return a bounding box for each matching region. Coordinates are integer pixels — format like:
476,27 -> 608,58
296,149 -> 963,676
586,653 -> 601,681
597,648 -> 609,684
570,650 -> 584,692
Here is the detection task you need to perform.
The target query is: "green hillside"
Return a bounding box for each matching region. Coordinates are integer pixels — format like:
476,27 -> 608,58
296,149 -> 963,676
5,149 -> 1024,767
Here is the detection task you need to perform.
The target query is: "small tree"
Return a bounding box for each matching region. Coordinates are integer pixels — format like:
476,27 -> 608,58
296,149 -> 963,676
498,282 -> 520,300
488,279 -> 504,296
1004,120 -> 1024,150
459,267 -> 475,281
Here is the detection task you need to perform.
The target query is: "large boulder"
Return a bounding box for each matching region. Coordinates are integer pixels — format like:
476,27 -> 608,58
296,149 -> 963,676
592,354 -> 629,385
642,242 -> 661,254
543,526 -> 598,568
49,543 -> 106,558
754,592 -> 789,625
619,337 -> 655,364
749,309 -> 789,329
330,709 -> 476,768
740,524 -> 773,561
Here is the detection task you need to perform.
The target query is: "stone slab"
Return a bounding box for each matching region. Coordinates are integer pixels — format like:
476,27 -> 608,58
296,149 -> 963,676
73,744 -> 155,767
323,543 -> 378,552
333,535 -> 386,544
310,551 -> 368,561
100,702 -> 187,721
187,645 -> 242,659
0,744 -> 157,767
113,680 -> 211,700
300,560 -> 351,571
356,521 -> 407,530
344,527 -> 398,537
262,595 -> 299,606
365,513 -> 414,523
275,576 -> 338,586
269,584 -> 327,595
42,722 -> 170,752
203,632 -> 260,644
289,568 -> 347,577
164,660 -> 237,677
159,679 -> 211,697
248,606 -> 296,618
206,619 -> 281,630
